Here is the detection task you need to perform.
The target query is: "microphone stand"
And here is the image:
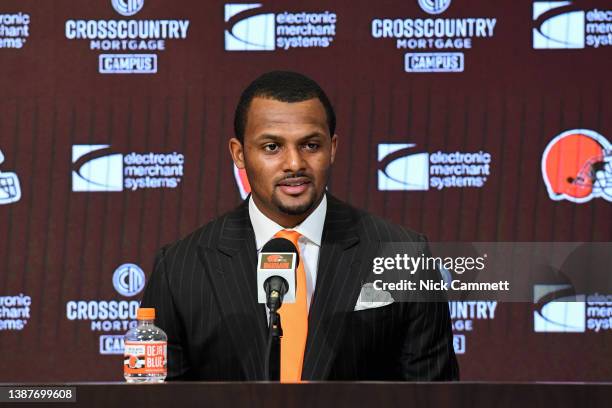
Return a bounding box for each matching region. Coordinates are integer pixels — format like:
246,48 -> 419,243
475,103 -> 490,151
265,290 -> 283,381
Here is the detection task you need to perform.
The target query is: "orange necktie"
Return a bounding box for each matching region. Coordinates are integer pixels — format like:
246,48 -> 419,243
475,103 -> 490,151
274,229 -> 308,383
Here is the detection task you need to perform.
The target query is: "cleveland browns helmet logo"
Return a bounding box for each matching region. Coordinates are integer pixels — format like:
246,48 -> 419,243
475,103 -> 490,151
542,129 -> 612,203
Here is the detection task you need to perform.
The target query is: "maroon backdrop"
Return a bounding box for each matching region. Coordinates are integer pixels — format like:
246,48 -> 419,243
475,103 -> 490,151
0,0 -> 610,381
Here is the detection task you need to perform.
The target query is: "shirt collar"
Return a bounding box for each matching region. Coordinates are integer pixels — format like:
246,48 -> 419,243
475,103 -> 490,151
248,194 -> 327,251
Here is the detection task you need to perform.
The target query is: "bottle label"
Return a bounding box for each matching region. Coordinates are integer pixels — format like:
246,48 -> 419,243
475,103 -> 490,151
124,341 -> 167,375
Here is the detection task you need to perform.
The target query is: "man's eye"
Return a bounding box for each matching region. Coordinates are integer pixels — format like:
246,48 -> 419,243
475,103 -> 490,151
305,143 -> 320,151
264,143 -> 279,152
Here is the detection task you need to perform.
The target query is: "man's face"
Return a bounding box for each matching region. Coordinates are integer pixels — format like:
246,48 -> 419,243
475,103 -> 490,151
230,97 -> 337,223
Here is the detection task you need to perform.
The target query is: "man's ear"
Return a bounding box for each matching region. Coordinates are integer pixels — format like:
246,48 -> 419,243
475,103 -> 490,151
229,138 -> 245,169
330,134 -> 338,164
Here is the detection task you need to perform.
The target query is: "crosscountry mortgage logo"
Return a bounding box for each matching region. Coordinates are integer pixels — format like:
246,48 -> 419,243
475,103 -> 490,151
65,1 -> 190,74
65,263 -> 143,355
224,3 -> 337,51
371,4 -> 496,73
112,263 -> 146,297
111,0 -> 145,17
450,301 -> 497,356
533,1 -> 612,49
418,0 -> 452,15
533,284 -> 586,332
72,144 -> 184,192
378,143 -> 491,191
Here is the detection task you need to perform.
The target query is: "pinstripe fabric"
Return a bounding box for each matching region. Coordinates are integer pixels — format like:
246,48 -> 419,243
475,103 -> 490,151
140,194 -> 459,381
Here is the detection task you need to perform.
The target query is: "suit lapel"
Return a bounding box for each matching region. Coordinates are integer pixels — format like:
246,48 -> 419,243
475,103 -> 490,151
197,200 -> 268,380
302,195 -> 373,380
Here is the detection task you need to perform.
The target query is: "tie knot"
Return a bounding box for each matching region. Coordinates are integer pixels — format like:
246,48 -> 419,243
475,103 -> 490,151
274,229 -> 302,247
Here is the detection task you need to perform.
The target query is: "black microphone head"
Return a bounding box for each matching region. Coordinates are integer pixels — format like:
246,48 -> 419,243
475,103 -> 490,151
262,237 -> 297,253
262,238 -> 299,268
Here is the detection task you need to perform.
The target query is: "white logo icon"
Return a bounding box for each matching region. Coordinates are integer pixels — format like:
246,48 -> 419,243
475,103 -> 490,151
72,145 -> 123,192
405,52 -> 464,73
111,0 -> 145,17
378,143 -> 430,191
533,1 -> 585,49
225,3 -> 275,51
534,284 -> 586,333
453,334 -> 465,354
113,263 -> 146,297
418,0 -> 452,15
99,54 -> 157,74
0,149 -> 22,205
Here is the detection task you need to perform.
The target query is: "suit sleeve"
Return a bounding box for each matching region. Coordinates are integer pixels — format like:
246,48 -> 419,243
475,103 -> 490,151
399,235 -> 460,380
140,246 -> 192,380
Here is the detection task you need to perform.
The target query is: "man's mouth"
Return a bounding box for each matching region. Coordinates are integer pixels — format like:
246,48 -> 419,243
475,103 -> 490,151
277,177 -> 311,196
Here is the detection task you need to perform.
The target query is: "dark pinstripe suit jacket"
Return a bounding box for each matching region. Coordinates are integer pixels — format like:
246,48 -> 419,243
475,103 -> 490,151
140,194 -> 459,381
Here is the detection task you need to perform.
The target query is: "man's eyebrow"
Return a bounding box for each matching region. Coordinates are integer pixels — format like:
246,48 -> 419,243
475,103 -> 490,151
254,132 -> 327,142
298,132 -> 326,141
255,134 -> 284,142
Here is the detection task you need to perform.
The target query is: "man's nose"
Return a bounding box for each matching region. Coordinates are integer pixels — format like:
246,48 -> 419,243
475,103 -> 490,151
283,145 -> 306,173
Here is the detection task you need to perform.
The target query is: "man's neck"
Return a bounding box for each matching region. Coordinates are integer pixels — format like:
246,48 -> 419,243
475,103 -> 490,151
251,194 -> 324,228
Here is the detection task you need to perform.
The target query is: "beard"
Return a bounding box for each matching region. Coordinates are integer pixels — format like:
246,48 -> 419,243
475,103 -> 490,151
271,186 -> 319,215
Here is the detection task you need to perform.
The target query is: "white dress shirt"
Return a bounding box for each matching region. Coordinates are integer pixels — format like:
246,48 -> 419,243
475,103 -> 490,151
248,194 -> 327,312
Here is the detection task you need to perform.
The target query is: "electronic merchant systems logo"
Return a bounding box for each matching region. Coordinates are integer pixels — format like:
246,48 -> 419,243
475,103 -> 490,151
112,0 -> 145,17
541,129 -> 612,203
378,143 -> 492,191
72,144 -> 184,192
534,284 -> 586,332
224,3 -> 337,51
534,284 -> 612,333
0,12 -> 30,49
0,148 -> 22,205
371,0 -> 497,73
533,1 -> 612,49
65,0 -> 190,73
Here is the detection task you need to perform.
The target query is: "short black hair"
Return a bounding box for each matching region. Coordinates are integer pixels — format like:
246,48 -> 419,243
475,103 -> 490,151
234,71 -> 336,143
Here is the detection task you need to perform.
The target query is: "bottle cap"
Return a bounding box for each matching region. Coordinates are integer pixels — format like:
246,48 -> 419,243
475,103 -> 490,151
137,307 -> 155,320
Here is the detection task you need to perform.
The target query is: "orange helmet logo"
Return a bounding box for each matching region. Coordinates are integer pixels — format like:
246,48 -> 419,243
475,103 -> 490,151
266,255 -> 283,263
542,129 -> 611,203
128,355 -> 138,369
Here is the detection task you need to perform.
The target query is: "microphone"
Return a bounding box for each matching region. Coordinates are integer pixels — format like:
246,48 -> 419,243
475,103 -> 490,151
257,238 -> 299,313
257,237 -> 299,381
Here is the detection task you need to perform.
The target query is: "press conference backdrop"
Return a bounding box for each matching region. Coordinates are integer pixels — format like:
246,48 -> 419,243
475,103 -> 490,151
0,0 -> 610,382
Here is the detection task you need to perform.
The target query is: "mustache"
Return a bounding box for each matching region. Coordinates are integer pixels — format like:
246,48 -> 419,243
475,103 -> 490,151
275,172 -> 312,183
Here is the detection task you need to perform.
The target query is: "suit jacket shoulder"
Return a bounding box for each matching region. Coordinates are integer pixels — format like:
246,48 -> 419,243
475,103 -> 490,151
155,199 -> 250,271
326,195 -> 426,244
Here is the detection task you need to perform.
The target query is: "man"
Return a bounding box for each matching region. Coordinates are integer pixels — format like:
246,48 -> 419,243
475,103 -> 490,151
140,71 -> 459,381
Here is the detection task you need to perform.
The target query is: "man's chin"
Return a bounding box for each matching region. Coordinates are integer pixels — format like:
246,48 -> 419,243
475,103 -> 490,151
272,192 -> 318,216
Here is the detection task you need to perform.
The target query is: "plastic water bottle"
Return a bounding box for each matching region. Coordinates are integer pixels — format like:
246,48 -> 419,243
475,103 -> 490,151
124,307 -> 167,383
